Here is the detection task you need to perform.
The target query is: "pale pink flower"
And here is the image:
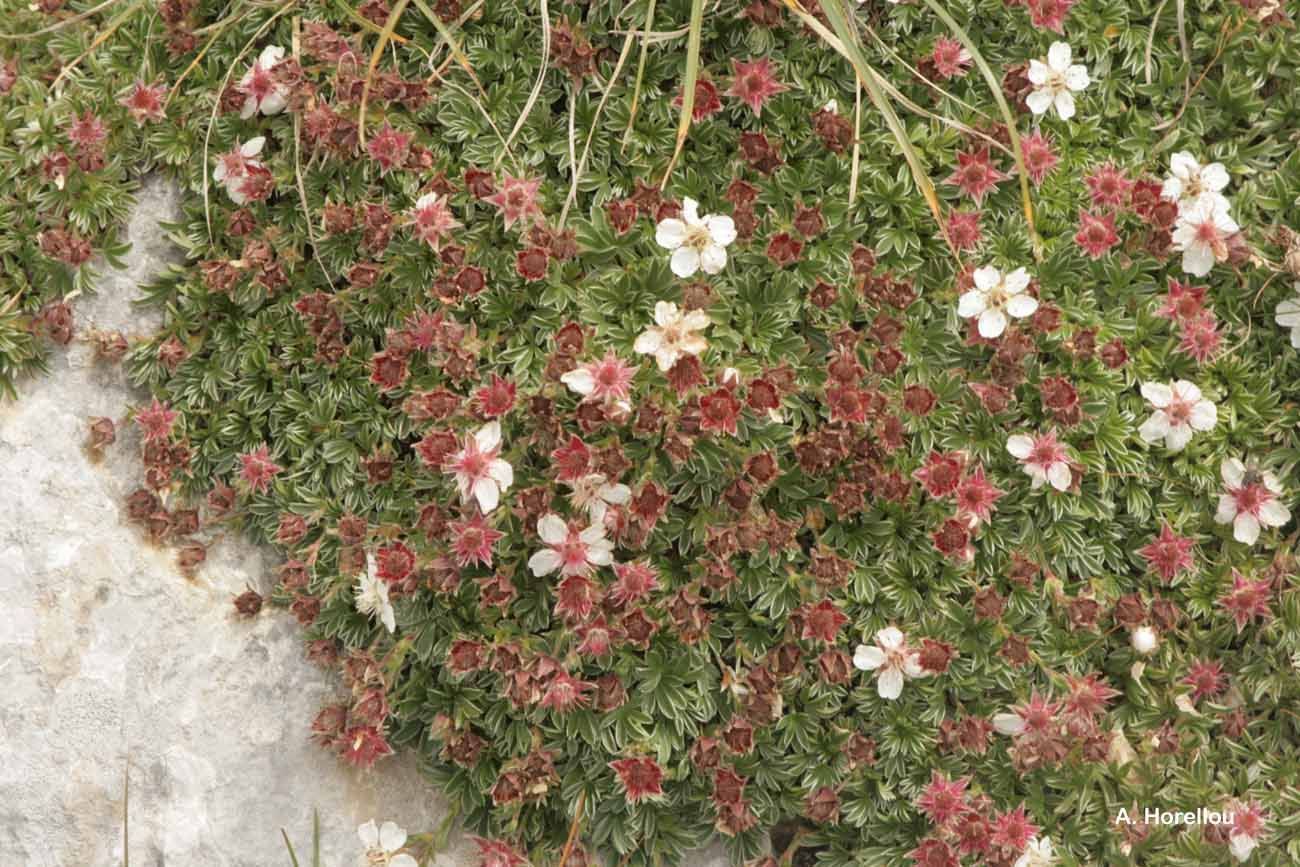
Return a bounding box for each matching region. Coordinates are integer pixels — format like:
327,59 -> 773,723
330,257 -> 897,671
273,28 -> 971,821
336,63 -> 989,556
1006,431 -> 1072,492
486,175 -> 543,230
852,627 -> 925,700
560,351 -> 636,403
357,819 -> 417,867
1227,800 -> 1267,863
563,473 -> 631,523
1215,458 -> 1290,545
528,513 -> 614,577
1172,195 -> 1239,277
1161,152 -> 1230,209
238,45 -> 289,119
410,192 -> 460,250
212,136 -> 269,205
444,421 -> 514,514
633,301 -> 710,372
1138,380 -> 1216,451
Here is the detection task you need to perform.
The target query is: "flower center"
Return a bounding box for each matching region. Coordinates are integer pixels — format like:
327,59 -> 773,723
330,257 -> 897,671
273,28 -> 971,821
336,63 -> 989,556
684,223 -> 713,251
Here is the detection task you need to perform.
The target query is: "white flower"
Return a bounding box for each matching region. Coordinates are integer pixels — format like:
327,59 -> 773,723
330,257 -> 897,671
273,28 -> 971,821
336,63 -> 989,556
852,626 -> 925,700
654,197 -> 736,278
633,301 -> 710,372
358,819 -> 418,867
1215,458 -> 1290,545
1130,625 -> 1159,655
1161,152 -> 1230,209
1275,283 -> 1300,348
1006,431 -> 1072,491
1014,836 -> 1055,867
564,473 -> 631,522
1172,195 -> 1239,277
958,266 -> 1038,339
239,45 -> 290,119
444,421 -> 514,514
356,555 -> 396,633
212,136 -> 267,205
1229,829 -> 1258,862
1137,380 -> 1217,452
1026,42 -> 1089,120
527,513 -> 614,577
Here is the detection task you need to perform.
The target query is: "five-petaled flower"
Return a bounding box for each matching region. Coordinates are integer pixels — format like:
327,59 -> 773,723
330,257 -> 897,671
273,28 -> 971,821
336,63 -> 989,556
357,819 -> 417,867
609,756 -> 665,803
1027,42 -> 1089,120
561,351 -> 636,404
853,626 -> 926,700
356,553 -> 397,633
1215,458 -> 1290,545
634,301 -> 711,372
1006,430 -> 1072,492
410,192 -> 460,250
213,137 -> 272,206
1161,152 -> 1230,210
655,198 -> 737,278
1172,194 -> 1239,277
1138,380 -> 1217,452
238,45 -> 289,118
487,175 -> 544,230
119,80 -> 167,124
958,265 -> 1038,339
528,513 -> 614,577
726,58 -> 788,115
444,421 -> 514,514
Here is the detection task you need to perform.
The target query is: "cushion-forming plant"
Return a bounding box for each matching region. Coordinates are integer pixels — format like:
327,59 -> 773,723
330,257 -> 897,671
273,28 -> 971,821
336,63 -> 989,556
4,0 -> 1300,865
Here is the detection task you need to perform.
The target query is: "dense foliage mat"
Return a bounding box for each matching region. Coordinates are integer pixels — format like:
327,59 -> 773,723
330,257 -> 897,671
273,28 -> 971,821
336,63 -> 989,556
5,0 -> 1300,865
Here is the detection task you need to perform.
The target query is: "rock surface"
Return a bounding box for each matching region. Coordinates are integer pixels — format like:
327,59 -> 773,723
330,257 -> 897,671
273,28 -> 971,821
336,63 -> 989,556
0,177 -> 729,867
0,177 -> 472,867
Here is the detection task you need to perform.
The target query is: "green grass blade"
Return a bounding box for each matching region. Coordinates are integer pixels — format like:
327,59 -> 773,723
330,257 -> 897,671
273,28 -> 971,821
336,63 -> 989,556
659,0 -> 704,189
282,829 -> 301,867
788,0 -> 955,257
312,809 -> 320,867
917,0 -> 1041,257
621,0 -> 657,153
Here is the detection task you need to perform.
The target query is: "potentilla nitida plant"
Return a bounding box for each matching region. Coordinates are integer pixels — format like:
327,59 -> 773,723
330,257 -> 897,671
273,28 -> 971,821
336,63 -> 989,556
8,0 -> 1300,865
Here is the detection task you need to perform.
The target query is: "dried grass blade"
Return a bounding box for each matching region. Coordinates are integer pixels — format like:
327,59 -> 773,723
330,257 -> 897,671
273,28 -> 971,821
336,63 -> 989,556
658,0 -> 703,190
358,0 -> 412,147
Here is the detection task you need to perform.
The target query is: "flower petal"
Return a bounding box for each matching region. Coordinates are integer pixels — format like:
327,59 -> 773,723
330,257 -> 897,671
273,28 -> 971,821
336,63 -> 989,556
538,513 -> 568,544
1140,382 -> 1173,408
853,645 -> 884,671
706,214 -> 737,246
528,548 -> 563,576
1047,41 -> 1072,71
1006,435 -> 1034,459
473,477 -> 500,513
379,821 -> 407,852
1138,412 -> 1171,444
670,246 -> 701,278
1221,458 -> 1245,486
957,290 -> 988,318
699,244 -> 727,275
1234,513 -> 1261,545
876,667 -> 904,700
561,368 -> 596,395
655,218 -> 687,250
978,309 -> 1008,339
